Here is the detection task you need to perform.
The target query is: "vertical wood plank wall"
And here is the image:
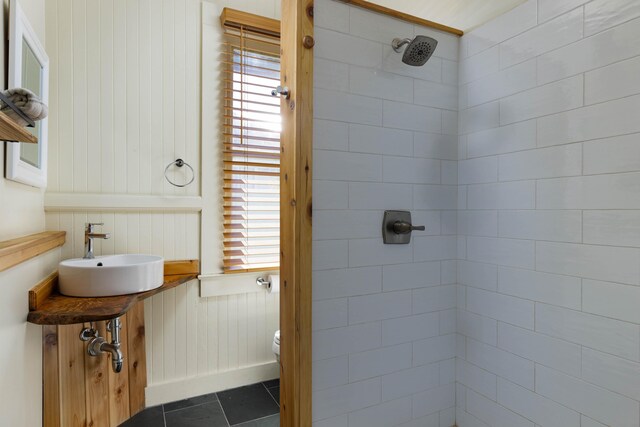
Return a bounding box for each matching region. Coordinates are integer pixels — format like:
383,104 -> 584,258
43,306 -> 146,427
45,212 -> 279,400
43,326 -> 61,427
44,0 -> 281,403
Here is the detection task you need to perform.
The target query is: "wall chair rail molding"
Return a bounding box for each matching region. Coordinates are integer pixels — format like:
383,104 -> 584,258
0,231 -> 65,272
44,192 -> 203,213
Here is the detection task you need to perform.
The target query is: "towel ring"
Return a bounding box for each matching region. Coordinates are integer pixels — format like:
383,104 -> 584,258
164,158 -> 195,187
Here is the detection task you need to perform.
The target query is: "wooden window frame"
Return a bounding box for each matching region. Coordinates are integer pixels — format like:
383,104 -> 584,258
220,10 -> 282,274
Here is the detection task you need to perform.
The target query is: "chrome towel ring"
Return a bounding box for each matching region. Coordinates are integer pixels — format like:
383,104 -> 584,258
164,158 -> 195,187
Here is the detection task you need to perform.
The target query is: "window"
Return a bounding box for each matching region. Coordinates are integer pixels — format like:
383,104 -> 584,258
221,12 -> 281,273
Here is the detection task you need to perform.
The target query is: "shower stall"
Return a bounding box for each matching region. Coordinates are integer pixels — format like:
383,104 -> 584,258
312,0 -> 640,426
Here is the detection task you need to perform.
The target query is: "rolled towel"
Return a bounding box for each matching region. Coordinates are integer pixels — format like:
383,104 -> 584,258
0,88 -> 48,126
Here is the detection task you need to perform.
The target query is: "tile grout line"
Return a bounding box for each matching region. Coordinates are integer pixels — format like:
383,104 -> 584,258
159,383 -> 282,427
217,395 -> 233,427
238,413 -> 281,426
262,381 -> 281,408
163,399 -> 218,414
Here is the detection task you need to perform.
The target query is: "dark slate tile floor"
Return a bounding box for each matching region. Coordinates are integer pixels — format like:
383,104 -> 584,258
120,379 -> 280,427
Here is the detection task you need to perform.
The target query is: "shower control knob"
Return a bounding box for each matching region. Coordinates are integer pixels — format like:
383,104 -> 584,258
271,85 -> 290,99
392,221 -> 425,235
382,210 -> 425,244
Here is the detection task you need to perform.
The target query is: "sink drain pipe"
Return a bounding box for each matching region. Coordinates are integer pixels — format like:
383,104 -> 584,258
80,317 -> 125,373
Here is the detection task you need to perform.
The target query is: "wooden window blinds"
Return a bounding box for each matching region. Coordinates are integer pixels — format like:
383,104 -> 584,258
221,10 -> 281,273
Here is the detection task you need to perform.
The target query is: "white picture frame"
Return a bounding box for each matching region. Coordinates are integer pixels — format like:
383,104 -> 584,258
5,0 -> 49,188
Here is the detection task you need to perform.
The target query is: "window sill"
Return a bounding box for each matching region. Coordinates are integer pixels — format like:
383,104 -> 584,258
199,271 -> 279,297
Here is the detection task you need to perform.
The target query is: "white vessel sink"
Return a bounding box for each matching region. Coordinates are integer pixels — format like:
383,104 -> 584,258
58,254 -> 164,297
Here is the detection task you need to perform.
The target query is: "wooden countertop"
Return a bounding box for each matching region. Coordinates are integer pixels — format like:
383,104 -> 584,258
27,260 -> 199,325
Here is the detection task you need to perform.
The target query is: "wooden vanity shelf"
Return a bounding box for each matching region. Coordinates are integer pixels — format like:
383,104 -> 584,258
27,259 -> 199,325
35,259 -> 199,427
0,110 -> 38,143
0,231 -> 65,272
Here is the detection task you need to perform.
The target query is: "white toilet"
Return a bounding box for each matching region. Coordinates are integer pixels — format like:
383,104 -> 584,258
272,330 -> 280,361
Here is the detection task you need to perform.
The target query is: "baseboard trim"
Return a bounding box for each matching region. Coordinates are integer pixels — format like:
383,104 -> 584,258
145,361 -> 280,406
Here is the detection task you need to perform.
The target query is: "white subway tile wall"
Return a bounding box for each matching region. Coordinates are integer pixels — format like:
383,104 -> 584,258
315,1 -> 640,426
313,0 -> 458,424
457,1 -> 640,427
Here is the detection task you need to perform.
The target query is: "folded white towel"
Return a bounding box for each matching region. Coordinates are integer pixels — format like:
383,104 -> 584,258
0,88 -> 48,126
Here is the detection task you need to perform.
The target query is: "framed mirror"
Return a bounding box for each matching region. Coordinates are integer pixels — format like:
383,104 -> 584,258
5,0 -> 49,187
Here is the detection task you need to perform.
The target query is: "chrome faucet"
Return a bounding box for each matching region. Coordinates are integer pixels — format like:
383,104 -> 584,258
84,223 -> 110,259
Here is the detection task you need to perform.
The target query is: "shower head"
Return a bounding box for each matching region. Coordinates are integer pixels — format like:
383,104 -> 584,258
392,35 -> 438,66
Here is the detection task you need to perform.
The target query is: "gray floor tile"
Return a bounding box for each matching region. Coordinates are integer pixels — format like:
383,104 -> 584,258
266,386 -> 279,406
165,401 -> 229,427
119,406 -> 165,427
218,383 -> 279,425
164,393 -> 218,412
262,379 -> 279,389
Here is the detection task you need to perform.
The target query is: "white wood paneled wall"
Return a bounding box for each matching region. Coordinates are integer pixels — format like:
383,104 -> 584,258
45,211 -> 279,393
44,0 -> 281,402
45,0 -> 202,196
44,212 -> 199,266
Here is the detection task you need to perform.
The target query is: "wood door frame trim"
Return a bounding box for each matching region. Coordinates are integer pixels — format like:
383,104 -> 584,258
338,0 -> 463,36
279,0 -> 313,425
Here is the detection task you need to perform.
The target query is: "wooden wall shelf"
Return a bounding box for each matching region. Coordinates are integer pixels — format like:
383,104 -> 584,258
0,231 -> 65,272
28,259 -> 199,325
0,110 -> 38,143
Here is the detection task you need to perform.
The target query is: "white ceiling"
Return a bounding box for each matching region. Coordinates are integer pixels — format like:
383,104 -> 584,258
367,0 -> 528,32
